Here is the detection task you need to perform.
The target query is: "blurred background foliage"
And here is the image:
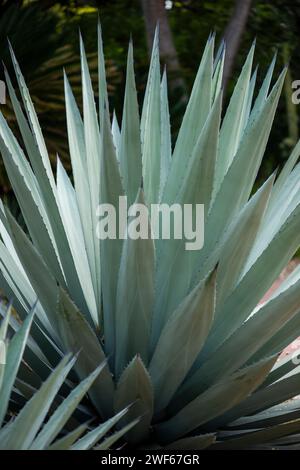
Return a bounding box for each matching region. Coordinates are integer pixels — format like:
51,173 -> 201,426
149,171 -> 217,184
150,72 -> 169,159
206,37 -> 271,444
0,0 -> 300,196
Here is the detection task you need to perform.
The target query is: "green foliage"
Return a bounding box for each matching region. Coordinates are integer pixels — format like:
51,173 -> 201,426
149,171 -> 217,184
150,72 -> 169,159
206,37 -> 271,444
0,303 -> 131,450
1,25 -> 300,449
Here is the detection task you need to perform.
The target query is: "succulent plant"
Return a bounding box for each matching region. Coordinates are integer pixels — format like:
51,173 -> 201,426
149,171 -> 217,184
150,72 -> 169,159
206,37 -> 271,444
1,25 -> 300,449
0,303 -> 134,450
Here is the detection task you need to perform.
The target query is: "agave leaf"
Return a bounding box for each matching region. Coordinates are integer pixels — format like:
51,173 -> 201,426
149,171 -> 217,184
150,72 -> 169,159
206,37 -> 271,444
159,68 -> 172,200
253,310 -> 300,363
0,303 -> 56,371
213,37 -> 224,70
98,21 -> 109,125
115,189 -> 155,377
71,409 -> 128,450
100,110 -> 124,363
0,241 -> 58,343
266,261 -> 300,301
0,263 -> 32,330
261,348 -> 300,388
8,42 -> 55,191
95,418 -> 140,450
149,268 -> 216,413
226,400 -> 300,430
141,26 -> 158,144
48,422 -> 89,450
165,433 -> 215,450
160,355 -> 276,443
216,172 -> 275,304
181,92 -> 222,214
213,43 -> 255,196
57,288 -> 114,419
141,31 -> 161,206
271,139 -> 300,201
56,157 -> 98,325
178,275 -> 300,408
266,444 -> 300,450
192,68 -> 287,286
64,72 -> 98,308
80,34 -> 102,319
119,40 -> 142,206
210,369 -> 300,430
0,237 -> 39,311
3,68 -> 63,282
114,355 -> 153,443
3,68 -> 46,206
248,164 -> 300,269
163,36 -> 214,204
213,419 -> 300,450
242,66 -> 257,131
266,141 -> 300,226
0,200 -> 29,276
266,432 -> 300,446
212,42 -> 224,103
63,71 -> 87,176
0,343 -> 6,391
0,360 -> 5,399
0,305 -> 11,392
112,110 -> 121,158
30,363 -> 105,449
0,354 -> 75,450
2,208 -> 59,331
203,197 -> 300,358
0,303 -> 11,341
0,117 -> 64,285
0,305 -> 35,426
250,53 -> 277,118
152,91 -> 221,339
9,47 -> 87,314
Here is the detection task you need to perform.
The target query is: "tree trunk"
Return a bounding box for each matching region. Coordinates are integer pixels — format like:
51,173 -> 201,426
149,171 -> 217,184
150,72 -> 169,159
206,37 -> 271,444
140,0 -> 186,98
222,0 -> 252,90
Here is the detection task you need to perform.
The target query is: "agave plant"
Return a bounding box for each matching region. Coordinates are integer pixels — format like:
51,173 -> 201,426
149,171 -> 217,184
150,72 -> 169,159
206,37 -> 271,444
1,24 -> 300,450
0,302 -> 134,450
